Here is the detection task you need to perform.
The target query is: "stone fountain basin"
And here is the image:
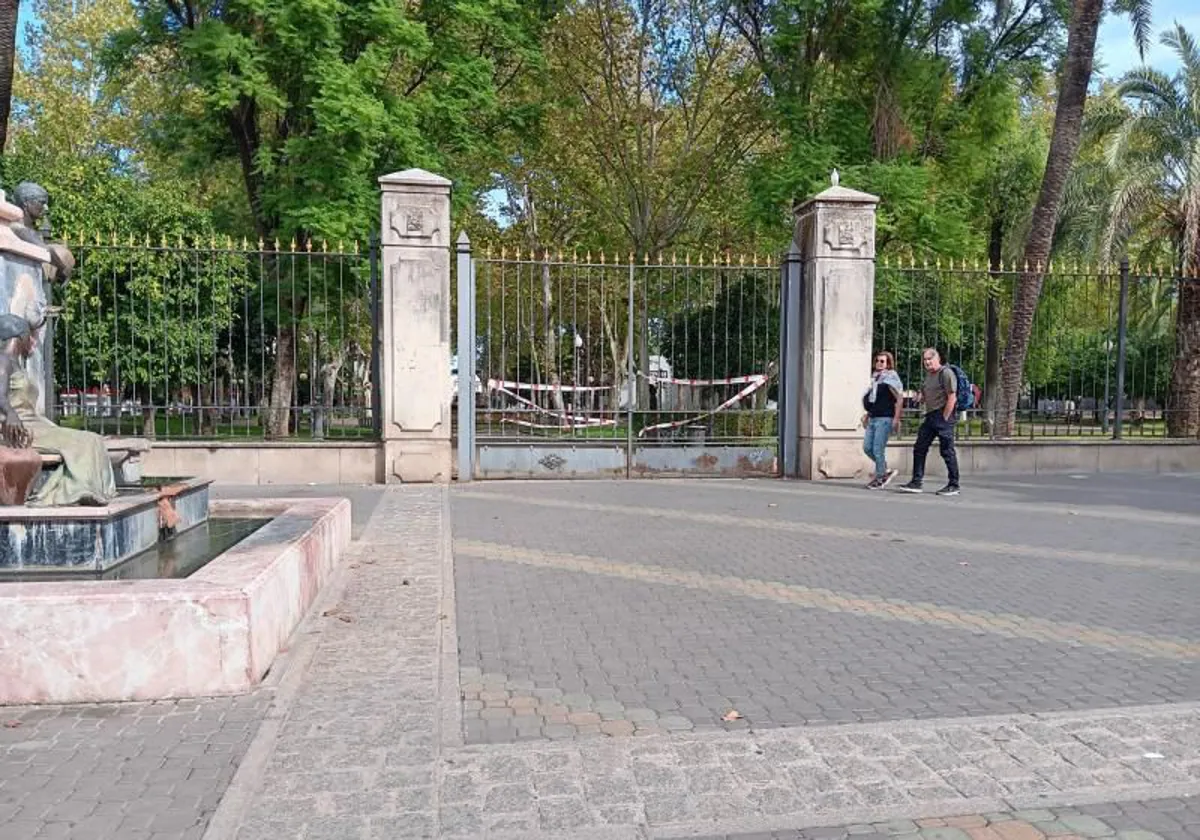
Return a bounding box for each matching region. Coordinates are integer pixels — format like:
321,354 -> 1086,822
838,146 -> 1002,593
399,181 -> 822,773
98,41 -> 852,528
0,497 -> 351,705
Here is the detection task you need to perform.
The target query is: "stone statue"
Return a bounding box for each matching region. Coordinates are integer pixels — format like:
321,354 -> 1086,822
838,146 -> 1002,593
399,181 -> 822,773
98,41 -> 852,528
0,313 -> 115,506
11,182 -> 75,283
0,315 -> 46,505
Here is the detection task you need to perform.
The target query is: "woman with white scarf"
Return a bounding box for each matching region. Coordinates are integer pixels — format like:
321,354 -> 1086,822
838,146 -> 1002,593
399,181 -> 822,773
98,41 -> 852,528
861,350 -> 904,488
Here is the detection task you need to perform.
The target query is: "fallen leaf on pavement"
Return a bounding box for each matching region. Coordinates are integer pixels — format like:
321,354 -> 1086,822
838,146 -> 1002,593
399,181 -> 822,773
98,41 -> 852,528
337,615 -> 354,623
3,720 -> 21,728
722,710 -> 743,721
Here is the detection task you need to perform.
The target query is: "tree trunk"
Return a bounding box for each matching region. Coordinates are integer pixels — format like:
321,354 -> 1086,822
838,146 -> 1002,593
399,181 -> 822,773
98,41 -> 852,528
266,325 -> 297,438
321,351 -> 344,411
0,0 -> 18,154
994,0 -> 1104,437
984,215 -> 1003,436
1167,278 -> 1200,437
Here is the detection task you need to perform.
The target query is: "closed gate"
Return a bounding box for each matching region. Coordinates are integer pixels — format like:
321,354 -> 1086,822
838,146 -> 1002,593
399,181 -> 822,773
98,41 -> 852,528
455,240 -> 791,479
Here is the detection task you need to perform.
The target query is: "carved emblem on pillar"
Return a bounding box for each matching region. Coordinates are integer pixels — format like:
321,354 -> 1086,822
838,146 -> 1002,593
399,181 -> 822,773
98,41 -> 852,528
388,205 -> 441,243
823,217 -> 862,252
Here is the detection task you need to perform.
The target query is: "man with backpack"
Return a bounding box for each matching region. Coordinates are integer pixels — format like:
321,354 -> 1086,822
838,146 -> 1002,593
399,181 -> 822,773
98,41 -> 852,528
895,347 -> 962,496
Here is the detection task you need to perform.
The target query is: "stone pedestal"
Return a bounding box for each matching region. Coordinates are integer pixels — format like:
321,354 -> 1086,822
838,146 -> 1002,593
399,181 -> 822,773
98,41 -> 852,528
378,170 -> 453,483
791,176 -> 880,479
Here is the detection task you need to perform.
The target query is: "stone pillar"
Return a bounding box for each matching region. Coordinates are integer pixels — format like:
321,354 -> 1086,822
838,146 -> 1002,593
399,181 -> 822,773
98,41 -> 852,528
792,173 -> 879,479
378,169 -> 452,483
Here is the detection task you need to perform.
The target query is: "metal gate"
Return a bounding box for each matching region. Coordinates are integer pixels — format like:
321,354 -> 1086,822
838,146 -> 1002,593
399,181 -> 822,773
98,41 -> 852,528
455,239 -> 789,479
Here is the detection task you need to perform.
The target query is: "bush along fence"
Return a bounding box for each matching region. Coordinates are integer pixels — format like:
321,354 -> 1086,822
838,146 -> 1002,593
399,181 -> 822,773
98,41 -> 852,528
875,255 -> 1196,440
51,236 -> 379,441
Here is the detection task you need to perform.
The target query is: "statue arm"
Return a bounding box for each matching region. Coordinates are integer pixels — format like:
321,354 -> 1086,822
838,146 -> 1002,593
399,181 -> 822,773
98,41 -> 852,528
0,358 -> 31,448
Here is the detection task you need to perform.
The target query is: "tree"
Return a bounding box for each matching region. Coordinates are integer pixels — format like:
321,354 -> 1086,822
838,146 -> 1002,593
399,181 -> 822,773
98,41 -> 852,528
114,0 -> 548,434
505,0 -> 768,254
993,0 -> 1150,436
1089,25 -> 1200,436
0,0 -> 16,153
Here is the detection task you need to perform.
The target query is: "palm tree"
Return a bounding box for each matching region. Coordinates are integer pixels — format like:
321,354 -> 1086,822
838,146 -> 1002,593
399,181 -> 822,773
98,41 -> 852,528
1092,25 -> 1200,436
993,0 -> 1151,436
0,0 -> 18,154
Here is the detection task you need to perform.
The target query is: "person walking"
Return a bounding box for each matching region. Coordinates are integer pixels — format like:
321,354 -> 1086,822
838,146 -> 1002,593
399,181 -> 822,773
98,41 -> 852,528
861,350 -> 903,488
895,347 -> 960,496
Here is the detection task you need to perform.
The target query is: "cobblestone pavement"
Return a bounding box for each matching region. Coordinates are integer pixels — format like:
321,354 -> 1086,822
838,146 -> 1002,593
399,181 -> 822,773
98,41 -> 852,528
697,798 -> 1200,839
452,479 -> 1199,743
211,478 -> 1200,840
0,692 -> 271,840
0,485 -> 380,840
6,477 -> 1199,839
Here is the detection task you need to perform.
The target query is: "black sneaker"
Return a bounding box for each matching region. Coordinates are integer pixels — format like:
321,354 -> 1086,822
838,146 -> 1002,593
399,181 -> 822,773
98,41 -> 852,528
936,483 -> 961,497
865,477 -> 882,489
894,480 -> 923,493
879,469 -> 898,488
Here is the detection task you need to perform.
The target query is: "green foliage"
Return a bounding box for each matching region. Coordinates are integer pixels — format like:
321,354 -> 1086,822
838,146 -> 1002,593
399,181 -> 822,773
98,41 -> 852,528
664,274 -> 780,380
113,0 -> 549,240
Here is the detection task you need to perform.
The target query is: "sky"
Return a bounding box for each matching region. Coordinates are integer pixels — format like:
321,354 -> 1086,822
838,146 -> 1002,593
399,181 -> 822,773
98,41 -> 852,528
1096,0 -> 1197,79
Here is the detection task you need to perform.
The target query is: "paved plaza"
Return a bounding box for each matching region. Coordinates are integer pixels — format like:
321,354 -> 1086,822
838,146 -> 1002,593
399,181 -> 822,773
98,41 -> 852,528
0,474 -> 1197,839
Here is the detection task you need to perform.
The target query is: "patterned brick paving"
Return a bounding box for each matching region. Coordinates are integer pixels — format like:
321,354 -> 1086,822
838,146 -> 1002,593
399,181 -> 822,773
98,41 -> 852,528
695,798 -> 1200,839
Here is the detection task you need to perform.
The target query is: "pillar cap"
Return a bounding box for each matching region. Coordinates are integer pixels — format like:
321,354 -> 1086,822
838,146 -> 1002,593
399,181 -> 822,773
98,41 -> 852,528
796,170 -> 879,213
379,168 -> 452,189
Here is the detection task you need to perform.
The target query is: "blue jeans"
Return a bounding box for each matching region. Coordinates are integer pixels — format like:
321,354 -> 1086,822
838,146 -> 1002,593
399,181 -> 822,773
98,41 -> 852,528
862,417 -> 893,478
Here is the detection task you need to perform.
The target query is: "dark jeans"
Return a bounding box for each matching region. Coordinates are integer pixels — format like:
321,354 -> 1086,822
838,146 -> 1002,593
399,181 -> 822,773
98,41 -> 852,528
912,410 -> 959,485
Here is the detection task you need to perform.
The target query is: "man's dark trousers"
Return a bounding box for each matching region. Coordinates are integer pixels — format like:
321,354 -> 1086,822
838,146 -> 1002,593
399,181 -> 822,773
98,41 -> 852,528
912,410 -> 959,485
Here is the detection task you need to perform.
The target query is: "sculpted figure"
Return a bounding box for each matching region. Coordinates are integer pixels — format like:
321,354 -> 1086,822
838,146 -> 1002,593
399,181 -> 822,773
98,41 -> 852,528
0,313 -> 115,506
11,182 -> 75,283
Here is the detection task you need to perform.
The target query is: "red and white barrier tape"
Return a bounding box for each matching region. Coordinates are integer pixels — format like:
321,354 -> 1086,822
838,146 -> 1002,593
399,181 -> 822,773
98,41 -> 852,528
637,376 -> 769,438
489,373 -> 770,391
500,417 -> 618,430
487,378 -> 609,393
493,385 -> 615,426
642,373 -> 768,386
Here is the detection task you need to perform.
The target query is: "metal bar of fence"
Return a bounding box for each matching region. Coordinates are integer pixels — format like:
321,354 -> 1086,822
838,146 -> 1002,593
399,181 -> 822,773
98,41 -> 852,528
871,259 -> 1180,440
625,260 -> 635,477
369,233 -> 381,439
469,252 -> 783,457
1114,256 -> 1130,440
53,241 -> 374,441
456,235 -> 475,482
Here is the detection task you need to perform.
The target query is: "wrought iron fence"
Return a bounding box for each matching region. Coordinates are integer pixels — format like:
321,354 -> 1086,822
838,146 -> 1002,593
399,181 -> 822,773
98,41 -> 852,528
874,258 -> 1184,439
463,250 -> 781,447
51,237 -> 378,440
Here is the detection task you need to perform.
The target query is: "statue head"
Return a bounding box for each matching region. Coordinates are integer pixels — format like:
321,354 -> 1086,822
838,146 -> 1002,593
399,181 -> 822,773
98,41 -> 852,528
13,182 -> 49,225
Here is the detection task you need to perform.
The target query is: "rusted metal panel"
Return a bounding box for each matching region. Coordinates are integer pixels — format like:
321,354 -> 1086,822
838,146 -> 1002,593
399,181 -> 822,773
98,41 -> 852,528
632,446 -> 778,477
476,444 -> 626,480
476,443 -> 778,479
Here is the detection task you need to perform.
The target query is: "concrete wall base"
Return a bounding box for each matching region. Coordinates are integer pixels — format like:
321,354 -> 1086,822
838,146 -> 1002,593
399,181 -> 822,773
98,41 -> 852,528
386,438 -> 451,484
143,442 -> 382,485
875,440 -> 1200,478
